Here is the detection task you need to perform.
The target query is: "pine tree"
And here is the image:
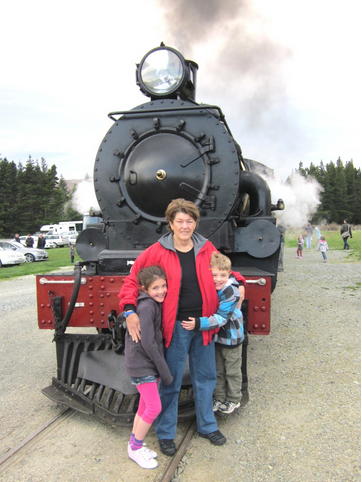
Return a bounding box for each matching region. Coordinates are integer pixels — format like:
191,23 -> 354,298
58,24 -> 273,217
297,158 -> 361,225
0,158 -> 18,237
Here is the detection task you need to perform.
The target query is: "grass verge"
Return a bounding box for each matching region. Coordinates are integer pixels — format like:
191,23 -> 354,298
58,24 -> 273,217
285,230 -> 361,261
0,246 -> 81,281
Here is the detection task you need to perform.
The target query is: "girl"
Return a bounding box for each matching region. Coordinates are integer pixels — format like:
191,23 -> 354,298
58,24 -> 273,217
124,266 -> 173,469
297,234 -> 304,258
317,235 -> 329,262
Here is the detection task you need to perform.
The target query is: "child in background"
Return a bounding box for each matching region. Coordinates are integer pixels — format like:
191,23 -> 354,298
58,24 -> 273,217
317,235 -> 329,263
69,245 -> 75,263
181,252 -> 245,415
124,266 -> 173,470
297,234 -> 304,258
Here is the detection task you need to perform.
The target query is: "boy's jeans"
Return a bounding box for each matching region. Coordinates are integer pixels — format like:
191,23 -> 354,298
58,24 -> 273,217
155,321 -> 218,440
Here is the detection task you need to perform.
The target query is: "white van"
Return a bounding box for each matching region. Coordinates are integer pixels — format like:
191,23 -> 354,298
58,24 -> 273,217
40,221 -> 83,234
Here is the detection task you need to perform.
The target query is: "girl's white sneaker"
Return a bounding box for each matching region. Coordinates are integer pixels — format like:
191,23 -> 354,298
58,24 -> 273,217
128,442 -> 157,458
128,445 -> 158,469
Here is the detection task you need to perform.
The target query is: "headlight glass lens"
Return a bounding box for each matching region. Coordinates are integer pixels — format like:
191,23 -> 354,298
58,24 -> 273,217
140,50 -> 183,95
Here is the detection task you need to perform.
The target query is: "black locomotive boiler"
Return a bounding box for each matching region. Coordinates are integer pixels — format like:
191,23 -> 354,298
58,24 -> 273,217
37,44 -> 284,426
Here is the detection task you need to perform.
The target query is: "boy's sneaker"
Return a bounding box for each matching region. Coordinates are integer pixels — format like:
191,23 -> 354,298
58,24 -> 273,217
213,398 -> 223,412
127,445 -> 158,469
218,400 -> 241,414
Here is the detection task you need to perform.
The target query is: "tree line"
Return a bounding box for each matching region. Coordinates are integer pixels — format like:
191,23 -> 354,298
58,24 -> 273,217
1,155 -> 360,239
295,158 -> 361,225
0,156 -> 82,238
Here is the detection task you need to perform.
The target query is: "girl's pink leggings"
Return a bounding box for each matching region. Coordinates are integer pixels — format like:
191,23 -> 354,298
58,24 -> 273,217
136,381 -> 161,424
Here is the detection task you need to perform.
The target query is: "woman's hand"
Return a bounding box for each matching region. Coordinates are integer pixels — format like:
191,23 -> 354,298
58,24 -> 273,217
126,312 -> 141,342
181,318 -> 196,330
237,285 -> 245,309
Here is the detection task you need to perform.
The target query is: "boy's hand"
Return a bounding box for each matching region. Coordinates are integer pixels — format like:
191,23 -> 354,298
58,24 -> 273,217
181,318 -> 196,330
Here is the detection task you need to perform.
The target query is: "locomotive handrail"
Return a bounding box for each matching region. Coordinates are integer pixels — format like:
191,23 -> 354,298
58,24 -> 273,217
245,278 -> 267,285
108,105 -> 233,137
39,278 -> 87,285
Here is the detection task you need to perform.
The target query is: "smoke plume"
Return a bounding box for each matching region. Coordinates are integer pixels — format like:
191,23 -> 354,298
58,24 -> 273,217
156,0 -> 293,134
266,171 -> 322,229
72,178 -> 100,214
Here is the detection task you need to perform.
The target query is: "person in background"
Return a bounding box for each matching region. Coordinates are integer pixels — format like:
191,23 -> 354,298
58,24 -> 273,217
25,234 -> 34,248
69,245 -> 75,263
305,223 -> 313,249
125,266 -> 173,470
297,234 -> 304,258
340,219 -> 352,250
276,219 -> 286,272
314,225 -> 321,242
37,234 -> 46,249
317,235 -> 329,263
118,198 -> 245,456
181,252 -> 245,415
13,234 -> 21,243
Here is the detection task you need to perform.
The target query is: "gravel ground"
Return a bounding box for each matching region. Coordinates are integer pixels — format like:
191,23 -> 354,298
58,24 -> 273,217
173,247 -> 361,482
0,247 -> 360,481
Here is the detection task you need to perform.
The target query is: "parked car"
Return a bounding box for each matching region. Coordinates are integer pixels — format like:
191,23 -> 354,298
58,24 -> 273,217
44,234 -> 69,247
0,246 -> 26,266
67,234 -> 79,246
0,241 -> 48,263
19,236 -> 57,249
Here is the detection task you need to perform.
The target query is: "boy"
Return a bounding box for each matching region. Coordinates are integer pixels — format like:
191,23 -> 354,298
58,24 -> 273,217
181,252 -> 245,415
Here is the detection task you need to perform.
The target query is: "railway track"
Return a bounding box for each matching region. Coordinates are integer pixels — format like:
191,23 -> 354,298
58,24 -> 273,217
0,407 -> 74,475
0,407 -> 197,481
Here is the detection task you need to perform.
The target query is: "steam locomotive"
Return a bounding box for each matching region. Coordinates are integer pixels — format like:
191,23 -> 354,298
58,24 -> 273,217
37,44 -> 284,426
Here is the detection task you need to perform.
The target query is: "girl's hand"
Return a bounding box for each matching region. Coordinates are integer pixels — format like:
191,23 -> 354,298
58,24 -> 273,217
181,318 -> 196,330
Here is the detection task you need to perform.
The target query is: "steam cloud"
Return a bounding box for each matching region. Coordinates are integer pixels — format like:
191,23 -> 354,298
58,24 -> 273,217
267,171 -> 322,229
156,0 -> 293,135
72,178 -> 100,214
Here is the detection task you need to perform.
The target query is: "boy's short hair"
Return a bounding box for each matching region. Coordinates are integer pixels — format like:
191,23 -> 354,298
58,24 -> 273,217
210,252 -> 231,272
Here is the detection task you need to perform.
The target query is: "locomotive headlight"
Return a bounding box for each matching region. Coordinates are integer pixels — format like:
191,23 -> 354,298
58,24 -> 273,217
140,49 -> 183,95
136,44 -> 198,100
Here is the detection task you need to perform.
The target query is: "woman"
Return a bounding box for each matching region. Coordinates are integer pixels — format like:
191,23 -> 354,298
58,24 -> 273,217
118,199 -> 245,456
340,219 -> 352,250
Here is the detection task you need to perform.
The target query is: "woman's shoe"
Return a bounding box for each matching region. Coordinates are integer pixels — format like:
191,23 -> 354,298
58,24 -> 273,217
198,430 -> 226,445
158,439 -> 176,456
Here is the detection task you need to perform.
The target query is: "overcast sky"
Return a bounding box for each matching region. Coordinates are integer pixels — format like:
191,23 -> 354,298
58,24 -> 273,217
1,0 -> 360,184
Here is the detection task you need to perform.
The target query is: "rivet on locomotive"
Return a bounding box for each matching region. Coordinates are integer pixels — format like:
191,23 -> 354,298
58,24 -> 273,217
37,44 -> 284,426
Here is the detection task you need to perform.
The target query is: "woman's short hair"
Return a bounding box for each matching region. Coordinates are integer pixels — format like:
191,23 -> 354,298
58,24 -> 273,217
165,198 -> 200,228
137,265 -> 167,291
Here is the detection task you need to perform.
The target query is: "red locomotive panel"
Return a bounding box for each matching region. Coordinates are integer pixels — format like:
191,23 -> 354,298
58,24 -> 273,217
37,274 -> 125,329
244,276 -> 272,335
37,272 -> 271,335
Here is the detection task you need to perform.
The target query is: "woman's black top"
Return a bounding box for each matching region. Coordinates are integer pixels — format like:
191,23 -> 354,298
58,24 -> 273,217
175,248 -> 203,320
